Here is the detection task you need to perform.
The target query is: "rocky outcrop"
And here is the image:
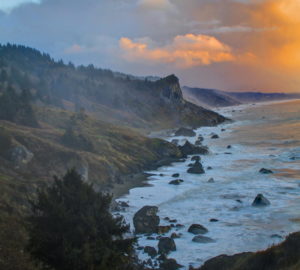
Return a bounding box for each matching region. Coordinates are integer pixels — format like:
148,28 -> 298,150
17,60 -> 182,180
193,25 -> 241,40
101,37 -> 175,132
252,194 -> 270,207
144,246 -> 157,258
8,145 -> 34,168
174,127 -> 196,137
158,237 -> 176,254
211,134 -> 219,139
192,235 -> 215,243
191,156 -> 201,162
198,232 -> 300,270
187,161 -> 205,174
179,141 -> 209,156
259,168 -> 273,174
158,226 -> 172,234
160,258 -> 183,270
169,179 -> 184,185
133,206 -> 160,234
188,224 -> 208,235
208,178 -> 215,183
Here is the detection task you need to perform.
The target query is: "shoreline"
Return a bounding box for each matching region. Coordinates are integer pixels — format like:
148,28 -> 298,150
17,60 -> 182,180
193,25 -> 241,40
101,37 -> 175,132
111,120 -> 231,200
112,98 -> 300,269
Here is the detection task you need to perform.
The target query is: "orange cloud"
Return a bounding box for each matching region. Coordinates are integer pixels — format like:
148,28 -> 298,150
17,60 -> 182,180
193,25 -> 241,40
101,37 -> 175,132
119,34 -> 234,68
137,0 -> 174,11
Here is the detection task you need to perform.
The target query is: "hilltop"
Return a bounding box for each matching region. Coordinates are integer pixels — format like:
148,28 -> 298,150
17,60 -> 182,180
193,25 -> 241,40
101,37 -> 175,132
0,44 -> 227,214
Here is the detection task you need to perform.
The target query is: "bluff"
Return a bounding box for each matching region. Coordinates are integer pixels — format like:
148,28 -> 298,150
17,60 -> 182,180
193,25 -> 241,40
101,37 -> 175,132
0,44 -> 227,216
198,232 -> 300,270
0,44 -> 225,130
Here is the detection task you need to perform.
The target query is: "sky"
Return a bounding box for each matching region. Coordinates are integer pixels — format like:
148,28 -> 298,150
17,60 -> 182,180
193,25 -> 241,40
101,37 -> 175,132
0,0 -> 300,92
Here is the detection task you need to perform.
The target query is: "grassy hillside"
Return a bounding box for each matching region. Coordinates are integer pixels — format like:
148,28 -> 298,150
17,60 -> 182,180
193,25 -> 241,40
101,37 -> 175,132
0,44 -> 228,269
0,44 -> 225,130
198,232 -> 300,270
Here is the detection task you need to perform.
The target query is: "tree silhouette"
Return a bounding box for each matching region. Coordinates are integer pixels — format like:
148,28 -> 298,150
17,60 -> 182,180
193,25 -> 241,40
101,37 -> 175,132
27,169 -> 135,270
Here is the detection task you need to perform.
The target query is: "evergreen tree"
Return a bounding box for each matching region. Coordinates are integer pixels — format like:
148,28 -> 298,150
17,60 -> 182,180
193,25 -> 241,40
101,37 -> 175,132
27,169 -> 135,270
0,69 -> 8,83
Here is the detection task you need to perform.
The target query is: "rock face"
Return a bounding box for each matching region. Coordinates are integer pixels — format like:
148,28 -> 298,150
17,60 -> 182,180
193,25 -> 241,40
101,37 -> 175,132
160,258 -> 183,270
192,235 -> 215,243
133,206 -> 160,234
144,246 -> 157,258
179,141 -> 209,156
188,224 -> 208,235
208,178 -> 215,183
187,161 -> 205,174
252,194 -> 270,207
195,140 -> 202,146
259,168 -> 273,174
174,127 -> 196,137
158,237 -> 176,254
9,145 -> 34,167
169,179 -> 184,185
191,156 -> 201,162
158,226 -> 172,234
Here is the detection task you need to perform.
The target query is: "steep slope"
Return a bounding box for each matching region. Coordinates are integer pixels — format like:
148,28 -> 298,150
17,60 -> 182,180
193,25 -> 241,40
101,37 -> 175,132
198,232 -> 300,270
0,44 -> 225,130
0,44 -> 228,216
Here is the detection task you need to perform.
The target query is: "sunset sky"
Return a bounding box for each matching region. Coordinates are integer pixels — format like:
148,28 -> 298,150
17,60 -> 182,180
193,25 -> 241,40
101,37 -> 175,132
1,0 -> 300,92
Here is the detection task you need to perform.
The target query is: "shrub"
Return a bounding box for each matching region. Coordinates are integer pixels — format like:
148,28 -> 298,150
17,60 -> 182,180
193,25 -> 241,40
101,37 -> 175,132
27,169 -> 135,270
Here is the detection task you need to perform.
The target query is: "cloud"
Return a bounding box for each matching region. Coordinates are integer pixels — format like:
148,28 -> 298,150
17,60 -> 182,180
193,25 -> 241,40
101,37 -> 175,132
137,0 -> 176,11
2,0 -> 300,92
119,34 -> 234,68
64,44 -> 84,54
0,0 -> 41,13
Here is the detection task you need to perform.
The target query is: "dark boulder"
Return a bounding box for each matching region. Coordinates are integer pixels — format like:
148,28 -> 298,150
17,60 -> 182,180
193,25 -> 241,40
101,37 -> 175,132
169,179 -> 184,185
197,135 -> 204,142
192,235 -> 215,243
158,237 -> 176,254
171,232 -> 181,239
172,173 -> 180,178
179,141 -> 209,156
259,168 -> 273,174
133,206 -> 160,234
160,258 -> 183,270
211,134 -> 219,139
210,219 -> 219,222
195,140 -> 202,146
227,145 -> 232,149
174,127 -> 196,137
191,156 -> 201,162
158,226 -> 172,234
208,178 -> 215,183
119,201 -> 129,208
188,224 -> 208,235
187,161 -> 205,174
144,246 -> 157,258
252,194 -> 270,207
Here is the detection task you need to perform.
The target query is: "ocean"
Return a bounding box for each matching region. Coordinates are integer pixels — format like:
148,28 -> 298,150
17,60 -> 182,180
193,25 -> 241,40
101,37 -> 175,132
116,99 -> 300,269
